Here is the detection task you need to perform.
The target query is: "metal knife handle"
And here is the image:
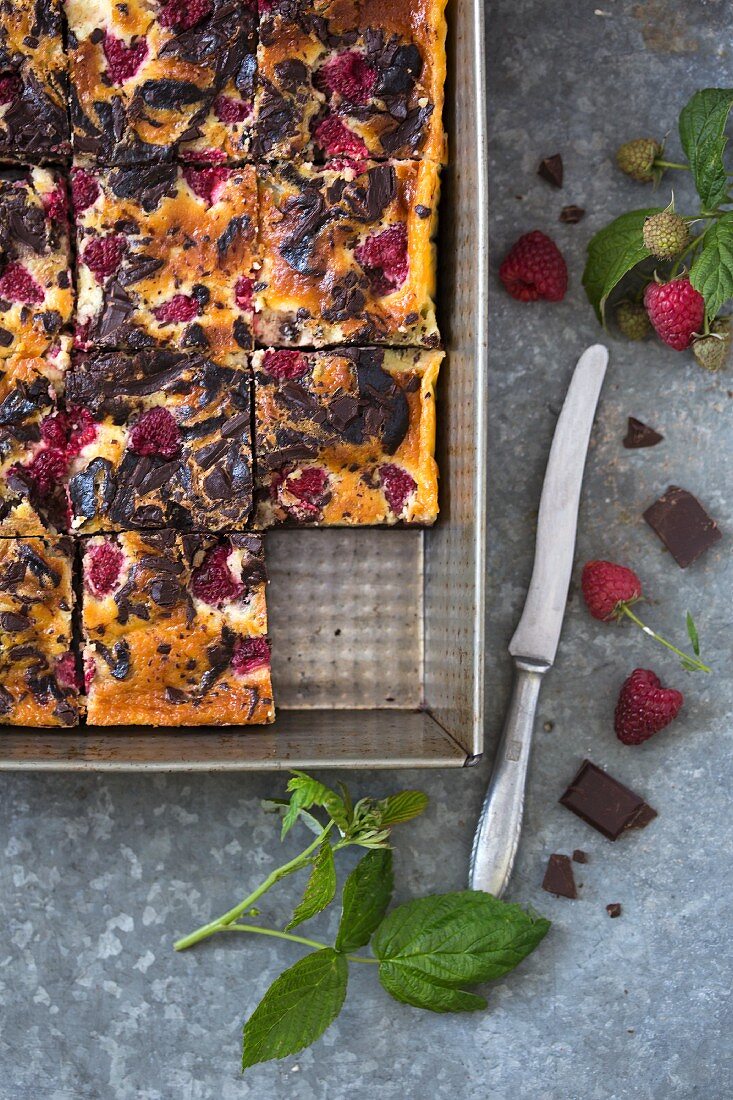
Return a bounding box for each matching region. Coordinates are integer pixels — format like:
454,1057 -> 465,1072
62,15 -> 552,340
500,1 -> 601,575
469,657 -> 548,897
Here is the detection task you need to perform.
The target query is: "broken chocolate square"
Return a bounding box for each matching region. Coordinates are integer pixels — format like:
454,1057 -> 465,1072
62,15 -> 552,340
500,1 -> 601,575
542,853 -> 577,898
538,154 -> 563,188
643,486 -> 722,568
606,903 -> 622,918
572,849 -> 588,864
559,205 -> 585,224
559,759 -> 657,841
623,417 -> 663,449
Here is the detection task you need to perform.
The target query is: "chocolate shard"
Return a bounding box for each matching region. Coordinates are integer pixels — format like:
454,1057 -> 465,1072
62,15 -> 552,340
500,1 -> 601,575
623,416 -> 663,449
572,849 -> 588,864
559,760 -> 657,841
538,153 -> 563,188
606,903 -> 622,918
643,486 -> 722,568
559,204 -> 585,224
542,854 -> 577,898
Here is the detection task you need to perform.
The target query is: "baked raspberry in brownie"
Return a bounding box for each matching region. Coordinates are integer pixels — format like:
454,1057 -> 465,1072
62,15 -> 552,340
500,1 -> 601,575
254,0 -> 446,164
256,160 -> 440,347
74,164 -> 257,355
0,0 -> 70,162
82,529 -> 273,726
64,348 -> 253,533
254,346 -> 441,526
67,0 -> 257,165
0,535 -> 81,727
0,167 -> 73,358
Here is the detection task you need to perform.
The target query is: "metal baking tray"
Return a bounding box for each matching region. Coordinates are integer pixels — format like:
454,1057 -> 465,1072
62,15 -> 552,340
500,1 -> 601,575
0,0 -> 488,771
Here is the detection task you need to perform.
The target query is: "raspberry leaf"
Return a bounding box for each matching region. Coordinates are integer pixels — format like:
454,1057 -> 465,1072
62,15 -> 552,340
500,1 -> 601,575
378,963 -> 488,1013
335,849 -> 393,953
689,213 -> 733,320
686,611 -> 701,656
376,790 -> 429,825
285,840 -> 337,931
583,209 -> 661,322
679,88 -> 733,210
280,771 -> 349,838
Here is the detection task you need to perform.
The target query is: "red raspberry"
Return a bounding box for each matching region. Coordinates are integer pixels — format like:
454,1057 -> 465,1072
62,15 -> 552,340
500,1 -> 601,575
0,262 -> 45,305
153,294 -> 199,324
643,277 -> 705,351
82,235 -> 126,283
231,636 -> 271,675
71,168 -> 100,214
66,406 -> 98,455
0,74 -> 20,105
86,541 -> 124,597
183,166 -> 231,206
159,0 -> 212,29
191,545 -> 243,606
103,33 -> 149,84
286,466 -> 328,502
581,560 -> 642,621
40,412 -> 70,451
42,184 -> 68,221
84,656 -> 96,691
313,116 -> 368,161
316,51 -> 377,104
214,95 -> 251,124
354,223 -> 409,296
15,448 -> 66,496
73,321 -> 91,350
380,463 -> 417,516
614,668 -> 684,745
128,407 -> 181,459
499,231 -> 568,302
262,349 -> 308,381
180,148 -> 226,164
235,276 -> 253,311
55,653 -> 80,692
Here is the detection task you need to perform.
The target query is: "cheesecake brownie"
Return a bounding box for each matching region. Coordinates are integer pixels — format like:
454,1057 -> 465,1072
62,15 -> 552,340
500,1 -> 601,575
82,529 -> 273,725
254,346 -> 441,526
74,164 -> 257,355
0,166 -> 73,358
256,160 -> 440,347
254,0 -> 447,164
67,0 -> 257,165
65,348 -> 253,533
0,535 -> 80,726
0,0 -> 70,162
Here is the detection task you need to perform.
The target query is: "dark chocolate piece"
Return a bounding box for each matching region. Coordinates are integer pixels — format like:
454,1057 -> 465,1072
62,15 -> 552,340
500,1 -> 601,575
606,903 -> 622,918
559,760 -> 657,841
572,849 -> 588,864
643,486 -> 722,568
623,417 -> 663,449
538,154 -> 563,188
559,204 -> 585,223
542,854 -> 577,899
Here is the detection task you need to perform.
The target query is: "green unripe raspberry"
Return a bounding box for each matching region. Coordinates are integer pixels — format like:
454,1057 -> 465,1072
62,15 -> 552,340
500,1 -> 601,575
692,318 -> 731,372
616,301 -> 652,341
642,211 -> 691,260
616,138 -> 663,183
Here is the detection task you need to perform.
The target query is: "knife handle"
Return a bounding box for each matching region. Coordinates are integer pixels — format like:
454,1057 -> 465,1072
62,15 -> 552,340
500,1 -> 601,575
469,658 -> 548,898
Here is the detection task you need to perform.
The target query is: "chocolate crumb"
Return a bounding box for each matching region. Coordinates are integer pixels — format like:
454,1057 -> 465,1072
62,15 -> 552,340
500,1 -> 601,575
559,204 -> 585,224
606,903 -> 622,918
623,416 -> 663,449
538,153 -> 563,188
542,853 -> 577,899
572,849 -> 588,864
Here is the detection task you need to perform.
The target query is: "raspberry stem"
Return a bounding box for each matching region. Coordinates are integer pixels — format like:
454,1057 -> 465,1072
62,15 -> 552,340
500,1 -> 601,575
619,604 -> 710,672
653,160 -> 689,171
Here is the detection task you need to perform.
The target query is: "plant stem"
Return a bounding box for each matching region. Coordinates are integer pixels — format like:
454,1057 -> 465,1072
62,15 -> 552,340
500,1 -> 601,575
620,605 -> 711,673
174,824 -> 334,951
654,160 -> 689,171
221,924 -> 378,963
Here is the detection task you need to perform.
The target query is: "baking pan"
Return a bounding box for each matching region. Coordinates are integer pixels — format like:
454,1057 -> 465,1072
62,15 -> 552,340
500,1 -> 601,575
0,0 -> 488,770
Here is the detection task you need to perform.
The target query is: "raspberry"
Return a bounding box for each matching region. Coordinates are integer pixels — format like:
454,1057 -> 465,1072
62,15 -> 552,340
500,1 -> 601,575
74,321 -> 90,350
231,636 -> 271,675
153,294 -> 199,324
499,231 -> 568,302
180,148 -> 226,164
581,560 -> 642,621
71,168 -> 100,214
0,262 -> 45,305
286,466 -> 328,502
616,138 -> 663,183
66,407 -> 98,455
235,276 -> 253,310
313,116 -> 368,161
128,407 -> 181,459
616,301 -> 651,341
692,317 -> 731,372
262,349 -> 308,381
316,51 -> 377,104
380,464 -> 417,516
354,223 -> 409,296
86,541 -> 124,597
183,166 -> 231,206
42,184 -> 68,221
644,276 -> 705,351
82,235 -> 126,283
214,95 -> 251,124
0,74 -> 20,105
103,33 -> 149,84
614,668 -> 683,745
642,211 -> 690,260
55,653 -> 80,692
84,656 -> 96,691
15,448 -> 66,496
159,0 -> 212,29
191,545 -> 243,606
40,412 -> 70,450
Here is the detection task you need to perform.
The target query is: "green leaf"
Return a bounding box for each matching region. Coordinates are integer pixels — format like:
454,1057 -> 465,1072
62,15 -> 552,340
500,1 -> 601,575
679,88 -> 733,209
378,962 -> 487,1013
582,209 -> 661,323
686,611 -> 701,656
689,213 -> 733,320
281,771 -> 349,839
377,790 -> 429,826
242,949 -> 348,1070
285,840 -> 337,931
335,849 -> 394,953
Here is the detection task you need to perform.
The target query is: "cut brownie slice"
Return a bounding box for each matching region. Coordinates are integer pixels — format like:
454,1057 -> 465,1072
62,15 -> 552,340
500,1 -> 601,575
256,160 -> 440,347
254,346 -> 441,526
73,164 -> 257,355
254,0 -> 447,164
0,166 -> 73,358
0,535 -> 81,727
81,530 -> 274,726
67,0 -> 257,165
0,0 -> 70,162
65,348 -> 253,533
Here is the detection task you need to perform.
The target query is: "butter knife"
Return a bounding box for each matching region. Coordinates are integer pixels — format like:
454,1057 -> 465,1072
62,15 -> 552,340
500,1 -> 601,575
469,344 -> 609,897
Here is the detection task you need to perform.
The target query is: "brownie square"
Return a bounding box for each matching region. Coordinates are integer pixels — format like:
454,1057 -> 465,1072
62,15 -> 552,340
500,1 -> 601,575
256,160 -> 440,347
65,348 -> 253,533
73,163 -> 257,355
81,529 -> 273,726
67,0 -> 257,165
254,0 -> 447,164
0,166 -> 74,358
254,346 -> 441,526
0,535 -> 81,727
0,0 -> 70,162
